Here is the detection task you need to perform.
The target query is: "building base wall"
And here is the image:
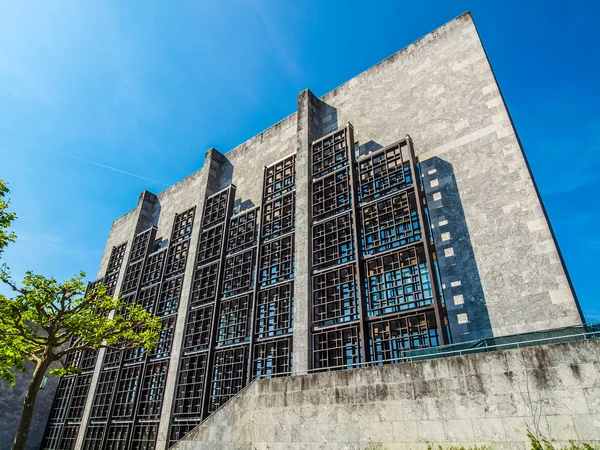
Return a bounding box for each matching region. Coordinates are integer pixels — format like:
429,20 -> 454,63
173,339 -> 600,449
0,361 -> 59,450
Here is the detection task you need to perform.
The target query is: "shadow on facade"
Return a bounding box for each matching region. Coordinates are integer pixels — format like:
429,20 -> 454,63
420,156 -> 492,342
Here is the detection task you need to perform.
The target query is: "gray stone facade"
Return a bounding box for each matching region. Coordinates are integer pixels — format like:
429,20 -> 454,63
173,339 -> 600,449
96,11 -> 582,344
30,11 -> 584,450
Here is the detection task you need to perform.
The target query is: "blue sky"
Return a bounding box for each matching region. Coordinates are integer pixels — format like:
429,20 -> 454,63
0,1 -> 598,322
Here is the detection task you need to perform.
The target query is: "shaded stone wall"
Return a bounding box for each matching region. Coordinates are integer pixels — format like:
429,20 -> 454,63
173,339 -> 600,449
0,361 -> 60,450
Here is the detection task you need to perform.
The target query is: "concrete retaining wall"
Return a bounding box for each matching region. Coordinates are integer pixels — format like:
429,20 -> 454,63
173,339 -> 600,449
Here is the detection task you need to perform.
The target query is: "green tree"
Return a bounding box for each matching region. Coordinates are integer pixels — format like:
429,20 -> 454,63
0,181 -> 161,450
0,180 -> 17,256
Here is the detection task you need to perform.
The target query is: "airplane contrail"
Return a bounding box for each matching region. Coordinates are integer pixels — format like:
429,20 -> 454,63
0,134 -> 170,186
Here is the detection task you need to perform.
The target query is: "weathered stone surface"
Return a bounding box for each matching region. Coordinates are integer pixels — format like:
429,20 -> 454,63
173,340 -> 600,449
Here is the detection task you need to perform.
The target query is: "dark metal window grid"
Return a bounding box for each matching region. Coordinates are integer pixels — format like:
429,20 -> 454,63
364,245 -> 434,316
66,373 -> 92,420
169,422 -> 200,448
106,243 -> 127,275
356,142 -> 413,204
137,360 -> 169,419
216,293 -> 251,346
82,424 -> 105,450
140,250 -> 166,288
208,346 -> 248,412
172,354 -> 208,417
258,235 -> 294,287
190,262 -> 219,308
262,192 -> 295,241
111,364 -> 142,419
156,276 -> 183,316
312,168 -> 352,220
202,190 -> 229,229
370,311 -> 440,362
183,305 -> 213,352
197,224 -> 224,264
312,213 -> 355,269
130,423 -> 159,450
228,208 -> 258,253
312,325 -> 362,370
311,128 -> 350,178
255,282 -> 294,339
312,265 -> 359,328
361,190 -> 421,255
121,261 -> 144,294
151,315 -> 176,359
253,337 -> 292,378
263,155 -> 296,202
58,424 -> 79,450
104,423 -> 131,450
222,248 -> 255,297
90,369 -> 118,419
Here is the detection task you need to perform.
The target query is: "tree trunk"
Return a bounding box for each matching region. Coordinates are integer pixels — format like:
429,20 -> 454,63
12,358 -> 51,450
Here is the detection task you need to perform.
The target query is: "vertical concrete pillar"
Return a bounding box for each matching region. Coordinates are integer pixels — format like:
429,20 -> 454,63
75,190 -> 159,449
293,89 -> 323,373
155,148 -> 227,450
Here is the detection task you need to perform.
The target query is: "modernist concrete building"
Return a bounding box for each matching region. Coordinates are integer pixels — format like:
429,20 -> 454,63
37,11 -> 583,450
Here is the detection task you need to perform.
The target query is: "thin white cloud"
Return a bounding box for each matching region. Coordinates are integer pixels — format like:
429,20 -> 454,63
0,134 -> 169,186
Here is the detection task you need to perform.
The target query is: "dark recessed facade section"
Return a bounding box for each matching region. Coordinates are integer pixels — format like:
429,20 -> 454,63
196,224 -> 224,266
262,192 -> 295,241
216,293 -> 252,347
189,262 -> 219,308
370,311 -> 441,363
106,243 -> 127,276
129,227 -> 155,264
156,275 -> 183,316
312,213 -> 355,269
253,336 -> 293,378
222,248 -> 255,298
365,245 -> 434,317
356,142 -> 413,204
89,367 -> 116,420
183,305 -> 213,353
151,315 -> 176,359
258,235 -> 294,288
208,345 -> 249,413
263,155 -> 295,202
311,128 -> 350,179
121,260 -> 144,294
111,364 -> 142,419
202,189 -> 229,229
131,423 -> 159,450
361,190 -> 421,255
312,265 -> 359,328
312,325 -> 362,371
137,360 -> 169,419
227,208 -> 258,253
172,353 -> 208,418
255,282 -> 294,340
312,168 -> 351,220
141,250 -> 167,288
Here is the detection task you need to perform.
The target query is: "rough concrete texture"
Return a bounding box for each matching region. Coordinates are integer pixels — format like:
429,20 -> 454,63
0,361 -> 60,450
172,339 -> 600,449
